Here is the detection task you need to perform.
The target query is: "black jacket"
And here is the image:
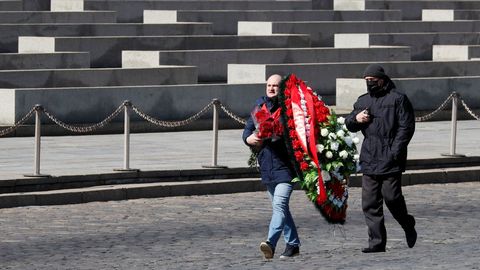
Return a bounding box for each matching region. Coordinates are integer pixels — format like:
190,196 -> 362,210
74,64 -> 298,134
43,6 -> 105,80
345,81 -> 415,175
242,96 -> 295,185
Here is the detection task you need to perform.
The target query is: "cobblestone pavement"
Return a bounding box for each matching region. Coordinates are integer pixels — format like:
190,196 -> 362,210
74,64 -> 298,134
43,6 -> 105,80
0,182 -> 479,270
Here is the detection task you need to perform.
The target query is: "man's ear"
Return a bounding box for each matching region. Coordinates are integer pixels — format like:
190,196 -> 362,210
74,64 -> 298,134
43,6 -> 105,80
378,78 -> 385,86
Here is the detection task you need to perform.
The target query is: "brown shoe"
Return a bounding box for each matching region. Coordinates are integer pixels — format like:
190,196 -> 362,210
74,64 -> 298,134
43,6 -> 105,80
260,241 -> 274,259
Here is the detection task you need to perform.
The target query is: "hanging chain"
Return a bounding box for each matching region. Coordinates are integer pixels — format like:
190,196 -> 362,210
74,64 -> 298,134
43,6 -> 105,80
131,101 -> 214,128
43,103 -> 125,133
458,96 -> 480,120
415,93 -> 455,122
219,102 -> 247,125
0,107 -> 37,137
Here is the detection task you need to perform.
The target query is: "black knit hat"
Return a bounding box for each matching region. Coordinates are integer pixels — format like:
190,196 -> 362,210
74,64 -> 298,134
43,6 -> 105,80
363,64 -> 387,79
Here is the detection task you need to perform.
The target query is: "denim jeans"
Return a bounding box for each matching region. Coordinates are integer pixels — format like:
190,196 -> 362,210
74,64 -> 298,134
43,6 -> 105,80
266,182 -> 300,248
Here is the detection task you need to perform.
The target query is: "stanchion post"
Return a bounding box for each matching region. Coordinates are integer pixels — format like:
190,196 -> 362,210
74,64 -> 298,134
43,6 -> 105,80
24,105 -> 50,177
442,92 -> 465,157
203,99 -> 227,168
114,101 -> 139,172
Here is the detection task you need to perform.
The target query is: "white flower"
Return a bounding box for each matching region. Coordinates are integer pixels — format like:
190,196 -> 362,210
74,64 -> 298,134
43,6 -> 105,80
339,150 -> 349,159
352,137 -> 361,144
325,151 -> 333,159
353,154 -> 360,161
336,129 -> 345,138
344,136 -> 353,147
321,170 -> 331,181
310,161 -> 318,168
328,133 -> 337,140
330,142 -> 339,151
337,117 -> 345,124
343,124 -> 348,131
316,144 -> 325,153
321,128 -> 329,137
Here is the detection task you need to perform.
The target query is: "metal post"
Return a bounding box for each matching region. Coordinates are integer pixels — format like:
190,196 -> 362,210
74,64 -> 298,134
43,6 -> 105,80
114,101 -> 139,172
203,99 -> 227,168
24,105 -> 50,177
442,92 -> 465,157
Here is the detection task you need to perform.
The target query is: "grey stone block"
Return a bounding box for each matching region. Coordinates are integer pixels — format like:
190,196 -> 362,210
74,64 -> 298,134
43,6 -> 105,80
228,60 -> 480,99
164,9 -> 401,35
368,32 -> 480,60
336,76 -> 480,113
54,35 -> 311,68
366,0 -> 480,20
0,11 -> 117,23
0,52 -> 90,70
83,0 -> 313,23
0,83 -> 265,125
0,66 -> 197,88
0,0 -> 21,11
334,0 -> 365,10
51,0 -> 83,11
81,188 -> 127,203
135,46 -> 411,82
422,9 -> 454,21
264,20 -> 480,47
0,23 -> 213,53
454,9 -> 480,20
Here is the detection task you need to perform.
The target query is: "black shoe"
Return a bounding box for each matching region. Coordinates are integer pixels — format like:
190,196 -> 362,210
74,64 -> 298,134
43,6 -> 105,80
260,241 -> 274,259
404,217 -> 417,248
280,244 -> 300,259
361,247 -> 386,253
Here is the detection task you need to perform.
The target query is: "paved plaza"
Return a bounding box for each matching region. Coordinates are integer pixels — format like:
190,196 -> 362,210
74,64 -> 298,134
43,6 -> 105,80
0,182 -> 478,269
0,120 -> 480,180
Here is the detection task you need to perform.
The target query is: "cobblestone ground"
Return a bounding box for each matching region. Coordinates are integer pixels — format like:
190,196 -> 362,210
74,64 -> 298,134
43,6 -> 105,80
0,182 -> 479,270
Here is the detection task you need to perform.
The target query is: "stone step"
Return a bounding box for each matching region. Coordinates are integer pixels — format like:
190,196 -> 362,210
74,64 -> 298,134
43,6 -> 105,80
0,11 -> 117,23
145,9 -> 402,35
227,60 -> 480,97
51,34 -> 311,68
123,46 -> 411,82
0,0 -> 21,11
1,165 -> 479,208
0,83 -> 265,126
240,20 -> 480,47
1,157 -> 478,194
336,76 -> 480,115
83,0 -> 313,23
0,66 -> 197,89
0,52 -> 91,70
367,0 -> 480,20
0,23 -> 213,53
367,32 -> 480,60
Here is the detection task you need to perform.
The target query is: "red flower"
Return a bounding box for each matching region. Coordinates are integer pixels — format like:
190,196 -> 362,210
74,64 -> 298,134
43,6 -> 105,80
292,139 -> 303,150
294,151 -> 304,162
273,122 -> 283,135
287,119 -> 295,128
258,119 -> 274,138
286,107 -> 293,117
289,130 -> 297,139
300,161 -> 310,171
255,109 -> 270,123
284,88 -> 291,96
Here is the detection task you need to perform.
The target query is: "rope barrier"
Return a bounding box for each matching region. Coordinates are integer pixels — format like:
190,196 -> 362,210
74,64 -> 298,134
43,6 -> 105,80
0,94 -> 477,177
0,94 -> 477,137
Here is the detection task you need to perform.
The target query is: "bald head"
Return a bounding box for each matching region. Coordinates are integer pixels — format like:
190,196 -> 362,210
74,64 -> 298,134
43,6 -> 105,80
266,74 -> 282,98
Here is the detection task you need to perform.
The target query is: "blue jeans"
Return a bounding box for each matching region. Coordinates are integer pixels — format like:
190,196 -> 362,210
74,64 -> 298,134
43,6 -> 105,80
266,182 -> 300,248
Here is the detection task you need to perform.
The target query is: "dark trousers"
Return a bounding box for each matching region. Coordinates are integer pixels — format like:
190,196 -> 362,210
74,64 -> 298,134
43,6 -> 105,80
362,172 -> 415,249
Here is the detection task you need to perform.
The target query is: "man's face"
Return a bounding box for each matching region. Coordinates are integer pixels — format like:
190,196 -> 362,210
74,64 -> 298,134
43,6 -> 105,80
266,76 -> 281,98
364,76 -> 384,87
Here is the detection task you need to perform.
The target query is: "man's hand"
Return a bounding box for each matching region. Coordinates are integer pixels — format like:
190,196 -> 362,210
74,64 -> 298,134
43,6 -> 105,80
246,134 -> 262,146
356,110 -> 371,123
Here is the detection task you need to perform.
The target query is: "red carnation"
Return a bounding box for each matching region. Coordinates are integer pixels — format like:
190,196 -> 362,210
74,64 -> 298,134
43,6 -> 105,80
273,122 -> 283,136
292,139 -> 302,150
287,119 -> 295,128
289,130 -> 297,139
255,110 -> 270,123
294,151 -> 303,162
286,107 -> 293,117
300,162 -> 310,171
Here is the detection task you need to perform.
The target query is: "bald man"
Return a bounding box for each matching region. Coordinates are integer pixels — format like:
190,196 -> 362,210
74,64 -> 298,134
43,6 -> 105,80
243,74 -> 300,259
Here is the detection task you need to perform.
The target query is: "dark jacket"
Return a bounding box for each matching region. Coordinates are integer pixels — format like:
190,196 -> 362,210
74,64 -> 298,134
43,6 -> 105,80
345,81 -> 415,175
242,96 -> 295,185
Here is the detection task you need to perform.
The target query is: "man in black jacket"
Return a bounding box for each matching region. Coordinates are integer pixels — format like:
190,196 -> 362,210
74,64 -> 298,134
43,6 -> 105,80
345,64 -> 417,253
